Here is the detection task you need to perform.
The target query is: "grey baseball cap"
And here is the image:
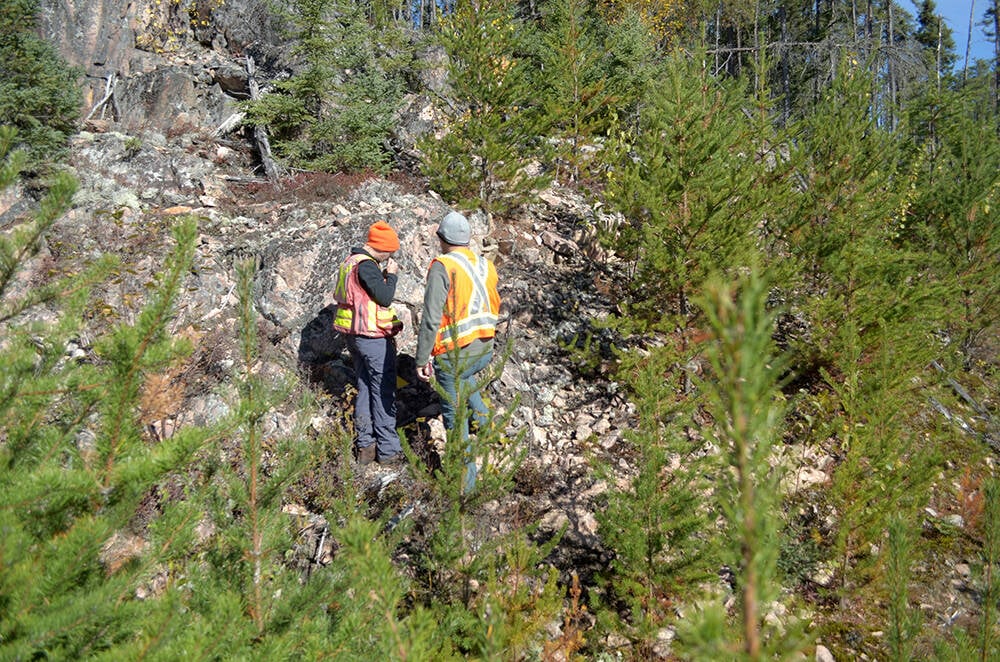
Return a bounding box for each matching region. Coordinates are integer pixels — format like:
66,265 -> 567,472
436,211 -> 471,246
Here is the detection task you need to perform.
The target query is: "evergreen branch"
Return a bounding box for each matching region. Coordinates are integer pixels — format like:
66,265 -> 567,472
0,254 -> 116,325
0,172 -> 77,301
99,218 -> 197,489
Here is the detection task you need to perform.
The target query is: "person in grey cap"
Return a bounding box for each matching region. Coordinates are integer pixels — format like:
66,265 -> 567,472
415,211 -> 501,492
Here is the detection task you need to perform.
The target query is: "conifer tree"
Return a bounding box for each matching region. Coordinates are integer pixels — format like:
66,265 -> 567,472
317,461 -> 443,660
603,51 -> 771,331
418,0 -> 550,213
885,514 -> 921,661
594,344 -> 719,653
600,8 -> 661,127
0,137 -> 211,656
976,477 -> 1000,660
914,0 -> 957,82
903,85 -> 1000,370
402,347 -> 568,658
781,63 -> 944,602
935,478 -> 1000,661
0,0 -> 82,166
593,51 -> 799,654
416,345 -> 526,580
147,259 -> 338,656
243,0 -> 406,173
536,0 -> 612,187
676,272 -> 808,661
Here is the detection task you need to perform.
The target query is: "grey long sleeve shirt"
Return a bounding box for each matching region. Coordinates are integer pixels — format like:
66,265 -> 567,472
415,260 -> 449,366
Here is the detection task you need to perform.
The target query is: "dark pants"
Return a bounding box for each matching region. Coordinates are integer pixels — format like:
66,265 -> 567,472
434,348 -> 492,491
346,335 -> 401,459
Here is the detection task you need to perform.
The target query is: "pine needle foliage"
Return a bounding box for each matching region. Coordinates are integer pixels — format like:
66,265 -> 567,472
418,0 -> 551,213
402,343 -> 568,658
600,9 -> 661,128
603,50 -> 772,332
779,61 -> 946,367
884,514 -> 920,661
321,498 -> 436,660
0,150 -> 211,658
416,342 -> 527,582
676,271 -> 808,661
823,320 -> 940,597
423,531 -> 563,660
980,478 -> 1000,660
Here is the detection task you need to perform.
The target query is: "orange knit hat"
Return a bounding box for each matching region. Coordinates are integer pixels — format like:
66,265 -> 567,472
367,221 -> 400,252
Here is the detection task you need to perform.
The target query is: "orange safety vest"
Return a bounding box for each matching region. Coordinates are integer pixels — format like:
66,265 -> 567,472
431,248 -> 500,356
332,253 -> 402,337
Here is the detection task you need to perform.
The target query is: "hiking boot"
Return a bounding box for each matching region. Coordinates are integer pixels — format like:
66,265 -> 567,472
377,452 -> 406,466
354,444 -> 376,466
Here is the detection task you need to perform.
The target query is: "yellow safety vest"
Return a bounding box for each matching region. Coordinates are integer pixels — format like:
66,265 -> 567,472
432,248 -> 500,356
332,253 -> 402,337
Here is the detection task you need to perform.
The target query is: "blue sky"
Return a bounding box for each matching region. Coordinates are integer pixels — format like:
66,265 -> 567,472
902,0 -> 995,64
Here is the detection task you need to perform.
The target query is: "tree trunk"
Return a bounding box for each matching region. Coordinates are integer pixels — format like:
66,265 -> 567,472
246,56 -> 280,184
993,0 -> 999,113
965,0 -> 976,82
887,0 -> 896,130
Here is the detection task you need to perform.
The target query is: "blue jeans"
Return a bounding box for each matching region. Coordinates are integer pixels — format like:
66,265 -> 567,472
434,348 -> 492,492
346,335 -> 401,459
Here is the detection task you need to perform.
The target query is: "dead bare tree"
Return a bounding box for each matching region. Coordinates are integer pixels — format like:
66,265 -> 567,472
246,55 -> 280,184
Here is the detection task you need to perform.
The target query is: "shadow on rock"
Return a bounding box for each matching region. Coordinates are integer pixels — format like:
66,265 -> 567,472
298,305 -> 442,471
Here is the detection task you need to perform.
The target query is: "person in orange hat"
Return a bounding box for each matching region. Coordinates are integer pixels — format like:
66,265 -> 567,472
332,220 -> 405,466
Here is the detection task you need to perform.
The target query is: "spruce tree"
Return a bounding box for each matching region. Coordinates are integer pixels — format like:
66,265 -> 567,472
0,0 -> 82,166
418,0 -> 550,213
914,0 -> 957,81
536,0 -> 612,187
243,0 -> 406,173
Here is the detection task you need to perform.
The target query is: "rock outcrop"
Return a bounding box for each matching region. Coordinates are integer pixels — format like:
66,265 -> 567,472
39,0 -> 287,135
5,128 -> 634,582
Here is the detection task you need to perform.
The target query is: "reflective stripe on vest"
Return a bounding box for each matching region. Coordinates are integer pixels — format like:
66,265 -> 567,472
432,248 -> 500,356
332,253 -> 401,337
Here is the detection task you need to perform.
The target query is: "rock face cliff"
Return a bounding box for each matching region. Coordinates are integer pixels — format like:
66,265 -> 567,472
39,0 -> 287,136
